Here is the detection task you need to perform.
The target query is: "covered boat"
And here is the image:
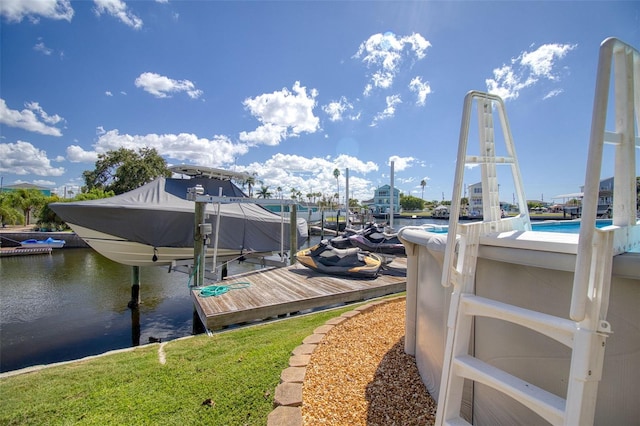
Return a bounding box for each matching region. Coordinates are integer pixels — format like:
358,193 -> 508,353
50,165 -> 308,266
20,237 -> 66,249
295,240 -> 382,278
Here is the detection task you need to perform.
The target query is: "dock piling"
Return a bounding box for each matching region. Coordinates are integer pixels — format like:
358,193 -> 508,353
128,265 -> 141,308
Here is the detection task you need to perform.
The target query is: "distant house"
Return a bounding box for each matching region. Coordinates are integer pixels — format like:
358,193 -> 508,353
581,176 -> 614,216
369,184 -> 401,215
468,181 -> 520,216
1,182 -> 52,197
468,182 -> 483,217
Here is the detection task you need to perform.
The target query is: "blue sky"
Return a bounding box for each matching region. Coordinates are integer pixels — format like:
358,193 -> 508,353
1,1 -> 638,205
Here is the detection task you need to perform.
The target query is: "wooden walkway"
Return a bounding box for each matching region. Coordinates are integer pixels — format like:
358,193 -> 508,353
192,258 -> 407,331
0,247 -> 52,257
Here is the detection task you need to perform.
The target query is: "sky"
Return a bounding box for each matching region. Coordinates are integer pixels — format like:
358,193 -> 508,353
1,0 -> 638,206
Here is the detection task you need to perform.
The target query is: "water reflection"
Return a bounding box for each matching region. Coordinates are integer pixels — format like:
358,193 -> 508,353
1,249 -> 198,373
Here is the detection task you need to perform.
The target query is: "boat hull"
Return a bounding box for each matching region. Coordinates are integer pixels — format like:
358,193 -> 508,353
68,224 -> 255,267
50,174 -> 308,267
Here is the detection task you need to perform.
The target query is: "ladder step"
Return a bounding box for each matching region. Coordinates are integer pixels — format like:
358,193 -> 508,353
465,155 -> 514,164
453,355 -> 566,425
460,294 -> 576,348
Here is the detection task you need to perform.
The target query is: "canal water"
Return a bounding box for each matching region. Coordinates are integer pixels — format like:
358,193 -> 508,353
0,217 -> 444,374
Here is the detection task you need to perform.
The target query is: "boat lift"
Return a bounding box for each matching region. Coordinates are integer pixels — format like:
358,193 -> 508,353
188,187 -> 300,287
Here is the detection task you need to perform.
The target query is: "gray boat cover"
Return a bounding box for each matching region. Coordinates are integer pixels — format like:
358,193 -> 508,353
50,177 -> 308,251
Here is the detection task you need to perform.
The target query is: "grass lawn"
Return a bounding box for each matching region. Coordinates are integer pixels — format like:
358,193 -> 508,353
0,302 -> 376,425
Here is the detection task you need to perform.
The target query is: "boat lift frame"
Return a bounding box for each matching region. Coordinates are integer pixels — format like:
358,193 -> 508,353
191,190 -> 299,287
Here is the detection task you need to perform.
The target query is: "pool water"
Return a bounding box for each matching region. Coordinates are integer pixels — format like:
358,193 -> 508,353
422,219 -> 613,234
529,219 -> 612,233
420,219 -> 639,253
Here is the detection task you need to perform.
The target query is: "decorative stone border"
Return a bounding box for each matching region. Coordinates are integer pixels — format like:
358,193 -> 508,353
267,296 -> 405,426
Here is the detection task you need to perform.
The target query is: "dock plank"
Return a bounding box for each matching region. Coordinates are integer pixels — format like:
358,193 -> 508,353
192,258 -> 406,330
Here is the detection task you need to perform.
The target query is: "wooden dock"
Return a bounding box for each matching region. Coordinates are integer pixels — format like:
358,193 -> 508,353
0,247 -> 52,257
192,258 -> 407,331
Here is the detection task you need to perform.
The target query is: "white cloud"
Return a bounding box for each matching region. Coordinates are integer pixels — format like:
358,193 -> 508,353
240,81 -> 320,146
235,153 -> 378,201
0,98 -> 64,136
0,141 -> 66,176
34,41 -> 53,55
543,88 -> 564,100
322,97 -> 357,122
24,101 -> 64,125
388,155 -> 415,172
66,145 -> 98,163
354,32 -> 431,95
105,91 -> 113,96
409,76 -> 431,106
69,129 -> 250,168
486,42 -> 577,101
371,94 -> 402,126
0,0 -> 74,23
135,72 -> 203,99
93,0 -> 142,29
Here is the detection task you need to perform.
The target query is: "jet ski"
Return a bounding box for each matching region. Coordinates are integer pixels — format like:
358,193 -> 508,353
295,240 -> 382,278
348,230 -> 406,255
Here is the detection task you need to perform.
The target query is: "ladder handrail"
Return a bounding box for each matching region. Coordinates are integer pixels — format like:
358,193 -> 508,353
571,37 -> 639,322
441,91 -> 531,289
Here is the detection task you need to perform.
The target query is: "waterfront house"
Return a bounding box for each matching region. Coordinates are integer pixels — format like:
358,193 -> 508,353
369,184 -> 400,215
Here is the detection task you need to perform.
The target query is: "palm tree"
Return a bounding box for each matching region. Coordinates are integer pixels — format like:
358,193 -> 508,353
420,179 -> 426,199
256,185 -> 271,199
276,186 -> 283,199
333,168 -> 340,207
7,189 -> 46,225
243,174 -> 259,198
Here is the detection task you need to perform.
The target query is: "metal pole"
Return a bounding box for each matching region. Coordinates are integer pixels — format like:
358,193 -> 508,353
212,187 -> 222,279
390,161 -> 395,230
280,198 -> 284,259
194,200 -> 206,287
289,204 -> 297,265
345,168 -> 349,216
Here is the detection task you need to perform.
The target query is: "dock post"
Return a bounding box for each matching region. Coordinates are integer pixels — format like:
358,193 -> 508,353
194,201 -> 207,287
128,266 -> 141,308
290,204 -> 298,265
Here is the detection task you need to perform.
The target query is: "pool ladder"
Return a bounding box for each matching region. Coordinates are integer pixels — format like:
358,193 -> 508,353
436,37 -> 639,426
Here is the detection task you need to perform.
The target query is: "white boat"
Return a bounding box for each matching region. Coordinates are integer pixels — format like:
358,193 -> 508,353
20,237 -> 66,249
50,165 -> 308,267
